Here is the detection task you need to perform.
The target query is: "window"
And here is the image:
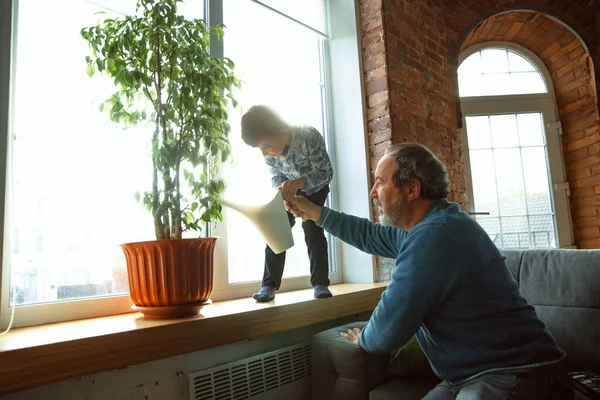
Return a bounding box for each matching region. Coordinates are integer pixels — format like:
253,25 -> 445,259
7,0 -> 159,309
459,44 -> 574,249
458,48 -> 547,97
1,0 -> 356,327
211,0 -> 336,296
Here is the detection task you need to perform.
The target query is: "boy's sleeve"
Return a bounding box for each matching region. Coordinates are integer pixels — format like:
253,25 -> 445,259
301,128 -> 333,193
265,157 -> 287,189
358,225 -> 461,354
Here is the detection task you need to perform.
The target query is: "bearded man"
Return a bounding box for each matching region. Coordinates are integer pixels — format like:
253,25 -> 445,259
286,143 -> 572,399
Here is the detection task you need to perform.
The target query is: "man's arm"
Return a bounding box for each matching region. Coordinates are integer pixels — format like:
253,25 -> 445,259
300,128 -> 333,193
317,207 -> 404,259
358,225 -> 462,353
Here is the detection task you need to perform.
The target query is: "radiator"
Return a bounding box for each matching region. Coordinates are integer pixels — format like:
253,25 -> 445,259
188,342 -> 312,400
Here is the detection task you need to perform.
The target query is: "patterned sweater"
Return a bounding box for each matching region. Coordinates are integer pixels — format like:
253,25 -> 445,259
316,199 -> 565,383
264,126 -> 333,195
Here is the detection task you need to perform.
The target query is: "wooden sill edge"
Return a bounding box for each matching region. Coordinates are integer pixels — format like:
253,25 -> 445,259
0,282 -> 387,395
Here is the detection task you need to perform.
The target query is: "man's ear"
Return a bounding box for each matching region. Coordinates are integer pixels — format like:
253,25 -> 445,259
406,179 -> 421,201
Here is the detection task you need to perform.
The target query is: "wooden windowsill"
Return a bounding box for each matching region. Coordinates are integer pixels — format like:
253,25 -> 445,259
0,282 -> 387,395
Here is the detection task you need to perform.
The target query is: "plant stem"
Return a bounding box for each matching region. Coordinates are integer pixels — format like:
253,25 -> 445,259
151,125 -> 166,239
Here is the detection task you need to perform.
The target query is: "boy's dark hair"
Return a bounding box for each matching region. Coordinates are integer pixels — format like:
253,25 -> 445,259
241,105 -> 290,147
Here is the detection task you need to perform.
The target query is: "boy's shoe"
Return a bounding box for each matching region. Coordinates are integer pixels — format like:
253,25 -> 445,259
253,286 -> 276,302
313,285 -> 332,299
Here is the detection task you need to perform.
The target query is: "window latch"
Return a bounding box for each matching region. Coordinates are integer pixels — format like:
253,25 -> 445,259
555,182 -> 571,196
547,121 -> 563,136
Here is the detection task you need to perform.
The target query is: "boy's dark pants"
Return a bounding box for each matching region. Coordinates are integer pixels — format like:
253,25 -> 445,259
262,185 -> 330,290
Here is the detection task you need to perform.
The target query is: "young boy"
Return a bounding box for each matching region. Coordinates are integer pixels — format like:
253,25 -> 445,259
241,105 -> 333,302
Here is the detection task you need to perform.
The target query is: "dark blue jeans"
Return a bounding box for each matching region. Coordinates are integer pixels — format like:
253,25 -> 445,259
423,361 -> 573,400
262,185 -> 330,289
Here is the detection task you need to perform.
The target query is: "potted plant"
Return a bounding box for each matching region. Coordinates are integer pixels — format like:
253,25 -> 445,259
81,0 -> 239,318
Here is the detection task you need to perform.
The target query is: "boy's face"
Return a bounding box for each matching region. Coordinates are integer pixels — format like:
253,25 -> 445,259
257,135 -> 286,158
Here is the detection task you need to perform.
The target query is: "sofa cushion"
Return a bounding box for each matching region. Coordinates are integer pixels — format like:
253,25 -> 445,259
501,250 -> 525,284
518,249 -> 600,371
369,378 -> 439,400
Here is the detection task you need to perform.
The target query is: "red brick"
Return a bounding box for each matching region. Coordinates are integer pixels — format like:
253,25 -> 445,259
369,129 -> 392,148
573,215 -> 600,228
567,167 -> 592,180
566,134 -> 600,152
365,65 -> 387,84
363,52 -> 386,72
579,238 -> 600,249
367,102 -> 390,121
567,155 -> 600,170
366,76 -> 388,96
571,206 -> 598,219
362,29 -> 383,49
572,174 -> 600,189
368,116 -> 391,133
571,195 -> 600,208
367,91 -> 388,108
571,187 -> 596,198
371,140 -> 390,158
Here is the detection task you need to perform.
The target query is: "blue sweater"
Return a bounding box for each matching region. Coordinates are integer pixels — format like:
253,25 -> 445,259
317,199 -> 565,382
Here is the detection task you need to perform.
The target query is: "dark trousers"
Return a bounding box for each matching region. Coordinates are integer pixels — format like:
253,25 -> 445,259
262,185 -> 330,289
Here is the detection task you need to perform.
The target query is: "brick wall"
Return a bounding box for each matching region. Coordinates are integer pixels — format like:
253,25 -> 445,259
359,0 -> 391,179
358,1 -> 600,249
461,11 -> 600,248
359,0 -> 467,208
384,0 -> 467,206
444,1 -> 600,111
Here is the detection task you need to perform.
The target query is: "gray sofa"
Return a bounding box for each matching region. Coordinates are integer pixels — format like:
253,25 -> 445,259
311,249 -> 600,399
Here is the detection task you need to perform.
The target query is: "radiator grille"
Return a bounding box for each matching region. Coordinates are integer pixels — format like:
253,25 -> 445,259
189,342 -> 312,400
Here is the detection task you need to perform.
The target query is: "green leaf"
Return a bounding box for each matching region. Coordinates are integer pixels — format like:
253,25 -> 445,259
81,0 -> 239,238
86,62 -> 95,77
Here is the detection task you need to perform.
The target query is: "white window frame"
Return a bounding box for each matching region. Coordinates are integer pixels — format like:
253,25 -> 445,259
459,42 -> 575,249
0,0 -> 372,328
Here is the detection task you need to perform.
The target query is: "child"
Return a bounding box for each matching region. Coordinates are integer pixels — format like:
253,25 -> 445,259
241,105 -> 333,302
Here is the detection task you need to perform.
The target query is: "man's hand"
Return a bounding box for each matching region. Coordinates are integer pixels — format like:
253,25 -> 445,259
340,328 -> 362,345
278,179 -> 305,201
286,195 -> 322,221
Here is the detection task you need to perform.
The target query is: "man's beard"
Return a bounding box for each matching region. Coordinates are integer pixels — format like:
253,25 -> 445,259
373,198 -> 405,227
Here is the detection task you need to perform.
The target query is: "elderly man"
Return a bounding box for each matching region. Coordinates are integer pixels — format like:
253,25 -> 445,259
287,143 -> 572,399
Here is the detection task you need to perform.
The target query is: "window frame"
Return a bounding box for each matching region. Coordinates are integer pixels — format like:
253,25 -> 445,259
0,0 -> 361,328
459,42 -> 575,249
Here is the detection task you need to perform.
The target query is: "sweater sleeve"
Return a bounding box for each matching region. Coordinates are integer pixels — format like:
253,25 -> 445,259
316,207 -> 405,259
301,128 -> 333,193
264,156 -> 287,189
358,224 -> 462,354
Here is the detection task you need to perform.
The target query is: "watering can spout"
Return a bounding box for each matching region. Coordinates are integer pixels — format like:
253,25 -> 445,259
221,191 -> 294,254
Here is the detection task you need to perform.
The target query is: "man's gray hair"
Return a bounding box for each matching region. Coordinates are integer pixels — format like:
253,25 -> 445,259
384,143 -> 450,200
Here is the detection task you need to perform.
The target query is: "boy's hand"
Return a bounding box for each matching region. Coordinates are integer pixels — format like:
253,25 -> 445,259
286,196 -> 322,221
278,179 -> 305,201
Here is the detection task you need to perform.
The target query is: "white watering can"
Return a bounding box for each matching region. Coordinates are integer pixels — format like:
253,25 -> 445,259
221,191 -> 294,254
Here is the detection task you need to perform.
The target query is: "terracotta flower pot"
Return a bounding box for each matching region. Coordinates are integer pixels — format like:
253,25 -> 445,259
120,237 -> 217,318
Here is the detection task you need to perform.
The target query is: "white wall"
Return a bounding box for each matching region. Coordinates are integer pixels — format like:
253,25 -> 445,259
0,312 -> 371,400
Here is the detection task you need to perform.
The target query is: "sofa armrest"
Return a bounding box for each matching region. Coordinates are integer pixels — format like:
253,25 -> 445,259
311,321 -> 391,400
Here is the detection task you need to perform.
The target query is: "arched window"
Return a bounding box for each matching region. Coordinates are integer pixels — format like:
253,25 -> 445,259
458,43 -> 574,249
458,48 -> 547,97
